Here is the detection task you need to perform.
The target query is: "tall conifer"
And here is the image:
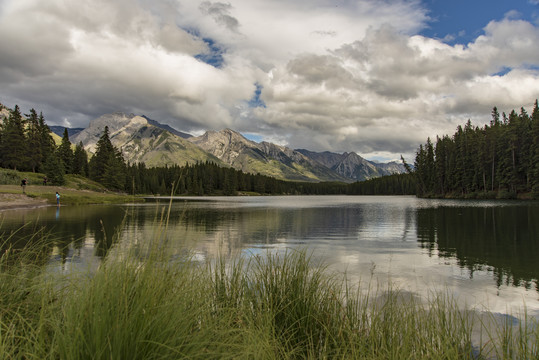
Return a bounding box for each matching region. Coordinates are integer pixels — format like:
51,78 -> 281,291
25,109 -> 42,172
38,112 -> 56,165
0,105 -> 27,170
89,126 -> 126,190
531,100 -> 539,196
58,128 -> 74,174
72,141 -> 89,176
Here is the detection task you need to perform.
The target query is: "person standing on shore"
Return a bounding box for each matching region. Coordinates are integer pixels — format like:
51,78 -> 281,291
56,192 -> 60,206
21,178 -> 27,194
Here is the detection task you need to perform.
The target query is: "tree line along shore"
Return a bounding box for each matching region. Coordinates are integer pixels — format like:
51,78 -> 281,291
411,100 -> 539,200
2,100 -> 538,199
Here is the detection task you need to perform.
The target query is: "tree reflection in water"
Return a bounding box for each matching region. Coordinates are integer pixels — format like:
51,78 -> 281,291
416,205 -> 539,292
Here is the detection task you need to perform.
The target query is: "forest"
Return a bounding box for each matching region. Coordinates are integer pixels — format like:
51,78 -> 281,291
412,99 -> 539,199
0,102 -> 414,196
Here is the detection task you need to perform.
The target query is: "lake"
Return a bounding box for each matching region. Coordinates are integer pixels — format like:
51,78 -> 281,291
1,195 -> 538,317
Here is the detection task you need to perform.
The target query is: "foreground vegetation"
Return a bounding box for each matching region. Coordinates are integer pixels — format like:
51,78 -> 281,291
1,227 -> 538,359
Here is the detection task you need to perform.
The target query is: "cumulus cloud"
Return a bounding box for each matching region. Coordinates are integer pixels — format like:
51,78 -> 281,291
199,2 -> 240,33
0,0 -> 538,161
255,19 -> 539,160
0,0 -> 258,129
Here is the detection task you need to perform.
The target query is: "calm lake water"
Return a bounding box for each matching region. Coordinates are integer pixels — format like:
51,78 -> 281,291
1,195 -> 539,316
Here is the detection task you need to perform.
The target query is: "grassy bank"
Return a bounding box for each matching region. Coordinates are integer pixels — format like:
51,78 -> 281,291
0,168 -> 143,205
1,232 -> 538,359
0,184 -> 143,206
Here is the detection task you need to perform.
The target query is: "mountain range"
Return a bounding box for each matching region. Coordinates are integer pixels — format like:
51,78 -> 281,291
55,112 -> 406,182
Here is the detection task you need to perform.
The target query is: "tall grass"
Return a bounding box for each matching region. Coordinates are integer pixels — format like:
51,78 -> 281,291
1,223 -> 539,359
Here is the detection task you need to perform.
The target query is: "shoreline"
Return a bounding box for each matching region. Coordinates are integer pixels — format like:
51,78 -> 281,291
0,184 -> 145,208
0,193 -> 51,212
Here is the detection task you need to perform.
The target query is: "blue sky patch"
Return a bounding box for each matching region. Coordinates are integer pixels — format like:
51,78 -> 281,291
420,0 -> 539,45
184,28 -> 225,68
492,67 -> 512,77
195,37 -> 225,68
244,133 -> 263,142
248,83 -> 266,108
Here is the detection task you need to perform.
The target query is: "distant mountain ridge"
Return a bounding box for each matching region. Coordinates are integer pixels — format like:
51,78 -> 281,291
65,111 -> 405,182
296,149 -> 406,181
188,129 -> 349,182
50,126 -> 84,138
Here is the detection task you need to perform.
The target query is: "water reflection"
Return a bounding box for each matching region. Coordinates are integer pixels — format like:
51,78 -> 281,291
0,205 -> 129,270
417,205 -> 539,291
1,196 -> 539,315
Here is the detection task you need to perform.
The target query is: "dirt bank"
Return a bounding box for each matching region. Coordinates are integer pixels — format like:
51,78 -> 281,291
0,193 -> 50,211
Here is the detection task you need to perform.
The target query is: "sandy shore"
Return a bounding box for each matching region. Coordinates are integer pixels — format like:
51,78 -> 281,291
0,193 -> 50,211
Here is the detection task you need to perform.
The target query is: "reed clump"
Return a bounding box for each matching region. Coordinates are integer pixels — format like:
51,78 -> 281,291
1,229 -> 539,359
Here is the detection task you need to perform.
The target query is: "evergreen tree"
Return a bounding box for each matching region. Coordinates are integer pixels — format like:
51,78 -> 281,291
89,126 -> 114,183
101,148 -> 126,190
531,100 -> 539,197
89,126 -> 126,190
57,128 -> 74,174
72,141 -> 89,176
25,109 -> 42,172
43,153 -> 65,185
38,112 -> 56,167
0,105 -> 28,170
414,144 -> 428,196
425,138 -> 436,193
434,136 -> 450,195
486,107 -> 501,191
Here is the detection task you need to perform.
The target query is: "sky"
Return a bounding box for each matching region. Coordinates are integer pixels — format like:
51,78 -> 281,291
1,0 -> 538,162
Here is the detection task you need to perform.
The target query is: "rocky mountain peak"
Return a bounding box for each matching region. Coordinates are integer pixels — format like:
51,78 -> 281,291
222,128 -> 255,144
341,151 -> 368,164
188,128 -> 258,163
72,112 -> 150,153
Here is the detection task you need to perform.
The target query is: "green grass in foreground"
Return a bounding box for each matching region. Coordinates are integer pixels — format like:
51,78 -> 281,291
1,232 -> 539,359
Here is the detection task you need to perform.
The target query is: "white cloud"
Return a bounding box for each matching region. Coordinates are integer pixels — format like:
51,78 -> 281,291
253,19 -> 539,159
0,0 -> 538,161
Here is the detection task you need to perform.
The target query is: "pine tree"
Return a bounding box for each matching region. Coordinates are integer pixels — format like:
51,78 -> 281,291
57,128 -> 74,174
531,100 -> 539,197
72,141 -> 89,176
43,153 -> 65,185
89,126 -> 126,190
425,137 -> 436,193
101,148 -> 126,190
486,107 -> 501,191
434,136 -> 450,195
89,126 -> 114,183
518,107 -> 532,190
0,105 -> 28,170
38,112 -> 56,167
25,109 -> 42,172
